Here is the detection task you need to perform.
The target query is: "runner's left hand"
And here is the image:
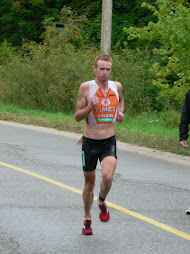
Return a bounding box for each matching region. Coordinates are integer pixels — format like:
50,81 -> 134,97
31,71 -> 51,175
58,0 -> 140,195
117,111 -> 124,122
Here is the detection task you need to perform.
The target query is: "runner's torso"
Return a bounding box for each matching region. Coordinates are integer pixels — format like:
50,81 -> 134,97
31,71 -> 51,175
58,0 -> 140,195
87,80 -> 119,124
84,80 -> 119,139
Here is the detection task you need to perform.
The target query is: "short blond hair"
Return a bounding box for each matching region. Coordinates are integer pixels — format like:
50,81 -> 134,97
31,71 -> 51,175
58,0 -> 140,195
94,54 -> 113,68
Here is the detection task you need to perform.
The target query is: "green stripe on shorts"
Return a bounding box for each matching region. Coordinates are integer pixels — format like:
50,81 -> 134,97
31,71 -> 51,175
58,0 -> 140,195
82,151 -> 85,167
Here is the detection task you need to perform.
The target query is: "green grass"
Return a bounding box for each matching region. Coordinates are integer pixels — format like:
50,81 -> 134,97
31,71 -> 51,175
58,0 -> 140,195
0,103 -> 189,156
120,113 -> 178,138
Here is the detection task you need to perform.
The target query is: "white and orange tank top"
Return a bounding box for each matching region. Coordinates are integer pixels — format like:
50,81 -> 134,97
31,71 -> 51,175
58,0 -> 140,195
86,80 -> 119,124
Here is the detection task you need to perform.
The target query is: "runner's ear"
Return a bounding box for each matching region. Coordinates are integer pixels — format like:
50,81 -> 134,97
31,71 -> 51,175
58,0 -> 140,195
93,65 -> 96,72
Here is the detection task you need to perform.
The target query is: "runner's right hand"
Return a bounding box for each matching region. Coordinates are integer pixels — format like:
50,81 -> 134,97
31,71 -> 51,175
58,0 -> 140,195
90,94 -> 99,108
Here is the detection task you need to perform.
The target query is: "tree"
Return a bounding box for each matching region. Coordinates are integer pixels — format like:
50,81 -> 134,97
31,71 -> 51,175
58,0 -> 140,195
65,0 -> 157,50
0,0 -> 156,48
0,0 -> 61,45
124,0 -> 190,104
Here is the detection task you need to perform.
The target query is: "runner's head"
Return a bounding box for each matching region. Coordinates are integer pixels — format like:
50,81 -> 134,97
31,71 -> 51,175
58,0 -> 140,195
93,55 -> 112,82
94,55 -> 113,68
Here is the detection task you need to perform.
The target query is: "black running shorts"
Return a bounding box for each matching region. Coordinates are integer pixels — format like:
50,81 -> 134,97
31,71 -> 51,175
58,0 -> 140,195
82,135 -> 117,172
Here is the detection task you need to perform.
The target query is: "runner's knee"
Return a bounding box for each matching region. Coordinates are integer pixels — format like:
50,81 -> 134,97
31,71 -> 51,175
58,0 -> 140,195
102,172 -> 113,183
85,181 -> 95,192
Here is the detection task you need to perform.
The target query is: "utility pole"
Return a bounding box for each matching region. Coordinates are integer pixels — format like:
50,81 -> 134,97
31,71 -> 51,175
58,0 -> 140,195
101,0 -> 113,55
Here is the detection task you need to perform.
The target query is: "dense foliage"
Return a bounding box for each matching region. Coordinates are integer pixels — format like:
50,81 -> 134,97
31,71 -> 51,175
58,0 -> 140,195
0,8 -> 162,114
125,0 -> 190,104
0,0 -> 156,49
0,0 -> 189,115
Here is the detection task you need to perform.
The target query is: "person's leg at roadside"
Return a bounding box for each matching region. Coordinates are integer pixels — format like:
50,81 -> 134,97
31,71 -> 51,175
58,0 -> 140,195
98,156 -> 117,222
82,170 -> 95,235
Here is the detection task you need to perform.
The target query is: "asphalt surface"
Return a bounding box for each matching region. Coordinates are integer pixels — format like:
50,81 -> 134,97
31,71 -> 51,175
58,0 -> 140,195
0,120 -> 190,254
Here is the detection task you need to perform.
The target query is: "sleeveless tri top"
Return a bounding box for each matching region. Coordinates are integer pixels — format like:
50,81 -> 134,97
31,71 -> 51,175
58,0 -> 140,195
86,80 -> 119,124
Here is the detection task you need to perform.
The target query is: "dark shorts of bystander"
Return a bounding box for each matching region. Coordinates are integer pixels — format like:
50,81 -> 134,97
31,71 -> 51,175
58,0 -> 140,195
82,135 -> 117,172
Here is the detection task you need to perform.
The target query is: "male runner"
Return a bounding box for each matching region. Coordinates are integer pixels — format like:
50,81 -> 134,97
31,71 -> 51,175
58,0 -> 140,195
75,54 -> 124,235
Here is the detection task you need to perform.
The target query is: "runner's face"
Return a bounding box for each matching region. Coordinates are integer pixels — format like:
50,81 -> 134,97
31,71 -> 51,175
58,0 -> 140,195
94,60 -> 112,82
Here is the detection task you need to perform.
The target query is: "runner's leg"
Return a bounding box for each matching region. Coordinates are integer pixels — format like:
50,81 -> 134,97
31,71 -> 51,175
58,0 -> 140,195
99,156 -> 117,202
83,170 -> 96,219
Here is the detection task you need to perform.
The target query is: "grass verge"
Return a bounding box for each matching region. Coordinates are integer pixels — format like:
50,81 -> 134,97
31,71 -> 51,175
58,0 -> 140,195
0,103 -> 189,156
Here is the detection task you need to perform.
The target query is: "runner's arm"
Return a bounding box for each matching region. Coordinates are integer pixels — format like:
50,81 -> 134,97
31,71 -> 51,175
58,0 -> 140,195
115,82 -> 125,122
75,82 -> 98,122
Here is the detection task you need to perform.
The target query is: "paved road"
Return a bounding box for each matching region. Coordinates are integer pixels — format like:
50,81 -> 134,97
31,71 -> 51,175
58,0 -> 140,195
0,120 -> 190,254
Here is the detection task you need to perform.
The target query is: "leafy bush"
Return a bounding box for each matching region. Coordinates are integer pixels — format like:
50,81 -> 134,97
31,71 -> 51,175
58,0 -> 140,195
0,42 -> 98,112
111,47 -> 167,114
0,10 -> 98,113
124,0 -> 190,104
0,39 -> 167,114
159,107 -> 181,128
0,6 -> 172,115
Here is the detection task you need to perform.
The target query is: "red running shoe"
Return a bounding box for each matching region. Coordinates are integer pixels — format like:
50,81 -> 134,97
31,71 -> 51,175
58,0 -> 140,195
82,219 -> 93,235
98,203 -> 110,222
